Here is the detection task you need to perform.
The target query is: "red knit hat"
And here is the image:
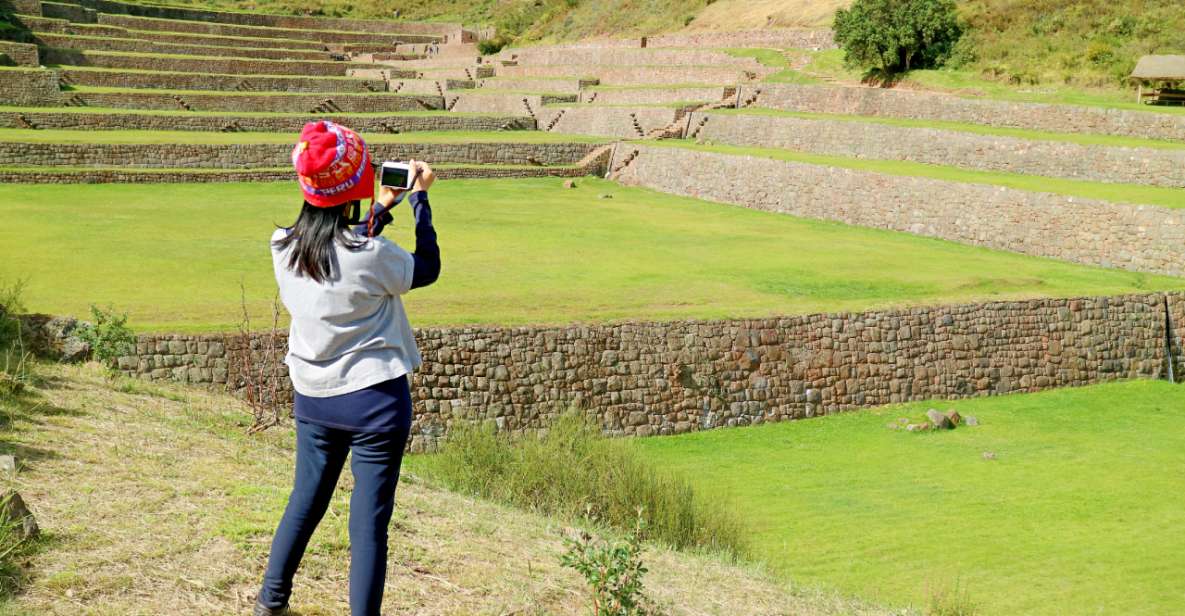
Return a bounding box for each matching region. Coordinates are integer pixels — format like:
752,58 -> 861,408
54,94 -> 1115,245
292,121 -> 375,208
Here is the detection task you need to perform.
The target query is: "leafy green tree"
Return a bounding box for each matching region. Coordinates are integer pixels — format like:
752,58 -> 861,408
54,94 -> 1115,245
833,0 -> 964,74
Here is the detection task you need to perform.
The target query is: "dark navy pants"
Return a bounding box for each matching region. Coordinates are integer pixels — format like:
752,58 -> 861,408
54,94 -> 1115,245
258,418 -> 410,615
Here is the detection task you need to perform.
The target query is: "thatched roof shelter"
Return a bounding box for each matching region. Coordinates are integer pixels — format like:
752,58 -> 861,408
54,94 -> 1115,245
1130,55 -> 1185,82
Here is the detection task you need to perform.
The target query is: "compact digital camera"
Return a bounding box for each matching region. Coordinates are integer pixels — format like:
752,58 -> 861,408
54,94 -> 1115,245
379,161 -> 414,190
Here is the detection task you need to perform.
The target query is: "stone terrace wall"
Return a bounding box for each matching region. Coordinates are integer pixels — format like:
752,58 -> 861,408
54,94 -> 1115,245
506,48 -> 767,69
0,68 -> 62,105
116,293 -> 1184,452
72,91 -> 440,113
95,14 -> 439,46
40,1 -> 94,23
610,144 -> 1185,278
1,0 -> 43,15
0,141 -> 604,168
537,106 -> 685,139
747,84 -> 1185,142
0,41 -> 39,66
0,110 -> 535,133
40,48 -> 367,77
645,28 -> 835,50
582,86 -> 732,105
58,67 -> 401,93
86,0 -> 462,39
691,112 -> 1185,188
499,64 -> 768,86
33,32 -> 334,61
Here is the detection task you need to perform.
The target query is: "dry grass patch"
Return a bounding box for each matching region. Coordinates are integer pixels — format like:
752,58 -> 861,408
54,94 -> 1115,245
0,363 -> 894,615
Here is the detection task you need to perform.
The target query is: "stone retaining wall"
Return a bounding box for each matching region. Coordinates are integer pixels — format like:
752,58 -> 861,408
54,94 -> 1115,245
72,91 -> 441,113
0,41 -> 39,66
1,0 -> 43,15
0,141 -> 604,168
499,64 -> 768,86
505,48 -> 766,69
114,292 -> 1185,451
95,13 -> 439,46
609,144 -> 1185,278
0,67 -> 61,105
33,32 -> 333,61
60,67 -> 394,93
41,47 -> 366,76
40,1 -> 94,23
86,0 -> 461,39
644,28 -> 835,50
477,78 -> 586,94
582,86 -> 731,106
0,110 -> 534,133
0,162 -> 601,184
692,111 -> 1185,188
537,106 -> 685,138
127,27 -> 327,51
747,84 -> 1185,142
446,92 -> 575,116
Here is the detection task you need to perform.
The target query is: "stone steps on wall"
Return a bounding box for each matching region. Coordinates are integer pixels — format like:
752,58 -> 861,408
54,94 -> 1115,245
59,68 -> 399,94
609,142 -> 1185,279
95,13 -> 442,46
29,31 -> 336,61
690,109 -> 1185,189
0,107 -> 537,133
534,105 -> 689,139
446,91 -> 578,116
62,88 -> 443,112
40,48 -> 373,77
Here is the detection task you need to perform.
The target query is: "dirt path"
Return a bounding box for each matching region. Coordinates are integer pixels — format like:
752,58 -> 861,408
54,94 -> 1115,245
0,364 -> 891,615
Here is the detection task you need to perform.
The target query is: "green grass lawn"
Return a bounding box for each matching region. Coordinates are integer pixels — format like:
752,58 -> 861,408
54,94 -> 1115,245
0,128 -> 605,145
661,141 -> 1185,210
631,380 -> 1185,614
0,178 -> 1180,332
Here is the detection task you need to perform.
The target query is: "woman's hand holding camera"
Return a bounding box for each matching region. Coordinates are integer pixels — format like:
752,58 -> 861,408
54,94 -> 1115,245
378,160 -> 435,207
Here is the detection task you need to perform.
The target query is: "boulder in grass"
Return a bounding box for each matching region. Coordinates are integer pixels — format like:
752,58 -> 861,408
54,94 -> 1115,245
0,490 -> 38,541
965,415 -> 980,427
562,179 -> 577,189
944,409 -> 961,426
906,422 -> 931,432
926,408 -> 954,430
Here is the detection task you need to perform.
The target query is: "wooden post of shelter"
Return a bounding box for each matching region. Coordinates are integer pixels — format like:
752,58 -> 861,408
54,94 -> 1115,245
1130,55 -> 1185,106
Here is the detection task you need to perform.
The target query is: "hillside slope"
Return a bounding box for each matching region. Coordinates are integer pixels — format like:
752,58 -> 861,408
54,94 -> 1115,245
0,363 -> 892,615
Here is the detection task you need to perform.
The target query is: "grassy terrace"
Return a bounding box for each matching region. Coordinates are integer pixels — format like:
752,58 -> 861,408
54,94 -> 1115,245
658,141 -> 1185,210
631,380 -> 1185,614
0,105 -> 517,119
0,128 -> 602,144
715,107 -> 1185,151
58,66 -> 379,81
0,178 -> 1178,332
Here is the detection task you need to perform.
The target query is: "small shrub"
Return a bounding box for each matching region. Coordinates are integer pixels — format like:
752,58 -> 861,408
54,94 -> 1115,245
0,279 -> 26,349
477,35 -> 509,56
562,514 -> 663,616
833,0 -> 964,74
424,413 -> 747,558
927,578 -> 978,616
75,305 -> 135,375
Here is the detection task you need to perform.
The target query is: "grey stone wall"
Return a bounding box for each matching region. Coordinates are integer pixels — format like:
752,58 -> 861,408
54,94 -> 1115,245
40,1 -> 94,23
1,0 -> 43,16
70,91 -> 441,113
32,32 -> 334,61
446,92 -> 575,116
0,110 -> 534,133
498,64 -> 769,86
0,41 -> 39,66
40,48 -> 368,77
505,48 -> 769,70
88,0 -> 460,38
644,28 -> 835,50
59,67 -> 397,93
691,111 -> 1185,188
0,141 -> 604,168
0,67 -> 62,105
125,27 -> 327,51
95,13 -> 438,46
746,84 -> 1185,143
477,78 -> 586,94
115,292 -> 1184,452
581,86 -> 732,106
536,106 -> 685,139
609,144 -> 1185,278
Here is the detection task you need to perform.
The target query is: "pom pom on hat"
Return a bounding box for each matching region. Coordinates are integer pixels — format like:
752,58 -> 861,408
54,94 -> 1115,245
292,121 -> 374,208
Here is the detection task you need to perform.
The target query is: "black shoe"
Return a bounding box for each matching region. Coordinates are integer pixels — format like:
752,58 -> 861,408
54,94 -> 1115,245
254,601 -> 289,616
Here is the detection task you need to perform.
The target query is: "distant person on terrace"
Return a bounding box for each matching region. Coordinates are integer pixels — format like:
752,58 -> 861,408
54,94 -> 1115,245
254,121 -> 441,616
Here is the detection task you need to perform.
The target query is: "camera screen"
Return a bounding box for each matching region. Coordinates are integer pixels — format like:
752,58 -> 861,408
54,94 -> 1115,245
381,165 -> 410,189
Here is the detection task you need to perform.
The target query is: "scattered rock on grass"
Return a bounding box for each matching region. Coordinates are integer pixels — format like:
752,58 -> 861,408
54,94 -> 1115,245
562,179 -> 576,189
0,490 -> 38,540
0,455 -> 15,476
926,408 -> 954,430
982,451 -> 997,461
944,409 -> 961,426
965,415 -> 980,426
906,422 -> 931,432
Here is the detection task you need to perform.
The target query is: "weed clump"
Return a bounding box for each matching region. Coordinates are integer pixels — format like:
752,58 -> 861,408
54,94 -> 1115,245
422,413 -> 747,559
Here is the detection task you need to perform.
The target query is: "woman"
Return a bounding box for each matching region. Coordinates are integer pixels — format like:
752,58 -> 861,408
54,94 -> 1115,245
255,120 -> 440,616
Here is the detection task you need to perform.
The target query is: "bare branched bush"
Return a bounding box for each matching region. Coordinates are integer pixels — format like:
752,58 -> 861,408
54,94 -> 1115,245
224,285 -> 286,434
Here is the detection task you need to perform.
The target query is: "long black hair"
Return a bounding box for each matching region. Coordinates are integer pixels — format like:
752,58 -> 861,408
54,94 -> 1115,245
273,201 -> 367,283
